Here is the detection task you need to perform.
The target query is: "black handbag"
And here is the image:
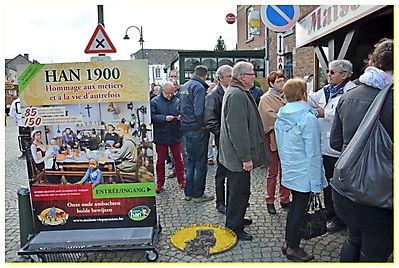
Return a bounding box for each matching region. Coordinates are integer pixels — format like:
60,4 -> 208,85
331,83 -> 393,209
299,193 -> 327,240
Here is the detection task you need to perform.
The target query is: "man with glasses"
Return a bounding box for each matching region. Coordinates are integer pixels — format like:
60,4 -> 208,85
308,59 -> 356,233
204,65 -> 233,214
180,65 -> 213,203
219,62 -> 270,240
150,82 -> 186,193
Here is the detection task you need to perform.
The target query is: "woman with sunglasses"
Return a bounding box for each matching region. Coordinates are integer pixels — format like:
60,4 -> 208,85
307,59 -> 356,233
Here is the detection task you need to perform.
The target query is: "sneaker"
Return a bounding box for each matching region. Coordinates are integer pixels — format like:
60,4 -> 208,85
193,193 -> 214,203
184,196 -> 193,201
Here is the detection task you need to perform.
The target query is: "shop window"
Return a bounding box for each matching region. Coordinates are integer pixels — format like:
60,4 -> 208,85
283,53 -> 293,79
218,58 -> 233,67
185,58 -> 200,69
255,71 -> 264,79
235,58 -> 248,63
202,58 -> 217,70
184,71 -> 194,82
207,71 -> 216,82
250,59 -> 264,70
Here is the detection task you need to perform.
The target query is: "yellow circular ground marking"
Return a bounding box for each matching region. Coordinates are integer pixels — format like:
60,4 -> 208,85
170,224 -> 237,255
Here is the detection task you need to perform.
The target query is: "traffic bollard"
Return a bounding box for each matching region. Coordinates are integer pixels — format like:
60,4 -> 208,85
17,187 -> 35,248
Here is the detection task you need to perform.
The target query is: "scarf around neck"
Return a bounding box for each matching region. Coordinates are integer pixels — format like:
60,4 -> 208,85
229,78 -> 248,91
359,66 -> 393,90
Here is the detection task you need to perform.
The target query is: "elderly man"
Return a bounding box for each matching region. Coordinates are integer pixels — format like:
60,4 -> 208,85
150,82 -> 185,193
204,65 -> 233,214
180,65 -> 213,203
308,59 -> 356,233
219,62 -> 270,240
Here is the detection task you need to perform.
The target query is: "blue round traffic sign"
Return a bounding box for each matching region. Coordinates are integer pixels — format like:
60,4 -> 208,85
260,5 -> 300,32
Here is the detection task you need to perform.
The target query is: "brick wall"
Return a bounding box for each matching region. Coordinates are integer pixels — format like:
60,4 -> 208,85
236,5 -> 317,80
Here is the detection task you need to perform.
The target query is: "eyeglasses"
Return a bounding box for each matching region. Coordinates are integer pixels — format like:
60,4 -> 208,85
275,79 -> 286,84
326,69 -> 345,75
326,69 -> 336,75
244,73 -> 256,76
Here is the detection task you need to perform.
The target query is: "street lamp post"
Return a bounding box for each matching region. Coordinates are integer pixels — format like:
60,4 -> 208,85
123,26 -> 144,59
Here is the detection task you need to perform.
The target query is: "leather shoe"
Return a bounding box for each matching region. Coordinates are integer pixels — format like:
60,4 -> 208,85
243,218 -> 253,225
286,247 -> 314,261
216,203 -> 226,214
281,241 -> 288,255
236,231 -> 253,241
267,204 -> 276,214
280,202 -> 291,209
327,221 -> 346,233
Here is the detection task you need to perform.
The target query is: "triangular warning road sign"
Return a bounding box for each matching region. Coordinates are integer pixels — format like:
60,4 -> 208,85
85,24 -> 116,54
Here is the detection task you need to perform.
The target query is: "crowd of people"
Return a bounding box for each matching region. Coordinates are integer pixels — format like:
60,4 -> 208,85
10,37 -> 392,262
148,37 -> 393,262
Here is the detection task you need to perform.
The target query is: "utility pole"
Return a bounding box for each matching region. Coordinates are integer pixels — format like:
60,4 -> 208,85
98,5 -> 105,57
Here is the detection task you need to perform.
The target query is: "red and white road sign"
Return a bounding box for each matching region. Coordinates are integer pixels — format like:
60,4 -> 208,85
85,24 -> 116,54
225,13 -> 236,24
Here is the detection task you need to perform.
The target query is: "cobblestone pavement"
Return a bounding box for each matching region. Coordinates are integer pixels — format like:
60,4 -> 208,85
3,116 -> 387,263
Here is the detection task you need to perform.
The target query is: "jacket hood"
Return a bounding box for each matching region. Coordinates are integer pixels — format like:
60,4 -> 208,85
277,101 -> 317,131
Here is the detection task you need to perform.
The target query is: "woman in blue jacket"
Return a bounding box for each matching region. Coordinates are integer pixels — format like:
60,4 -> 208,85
275,78 -> 328,261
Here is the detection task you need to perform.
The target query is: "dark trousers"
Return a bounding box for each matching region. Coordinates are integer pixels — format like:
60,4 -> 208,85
225,170 -> 250,234
322,155 -> 344,224
215,144 -> 228,206
285,190 -> 311,249
340,227 -> 393,262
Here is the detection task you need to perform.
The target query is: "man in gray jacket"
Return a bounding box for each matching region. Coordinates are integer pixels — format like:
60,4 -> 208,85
219,62 -> 270,240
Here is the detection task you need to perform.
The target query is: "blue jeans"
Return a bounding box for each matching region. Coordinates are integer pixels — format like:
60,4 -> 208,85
183,128 -> 209,198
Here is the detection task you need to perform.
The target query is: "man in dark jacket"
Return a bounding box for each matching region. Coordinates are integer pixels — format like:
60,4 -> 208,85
249,82 -> 264,106
219,61 -> 270,240
204,65 -> 232,214
180,65 -> 213,203
151,82 -> 186,193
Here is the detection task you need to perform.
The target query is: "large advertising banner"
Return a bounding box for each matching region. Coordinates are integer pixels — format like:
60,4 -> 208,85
17,60 -> 156,233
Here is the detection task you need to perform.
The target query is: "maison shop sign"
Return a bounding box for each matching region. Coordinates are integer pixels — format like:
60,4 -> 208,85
296,5 -> 386,48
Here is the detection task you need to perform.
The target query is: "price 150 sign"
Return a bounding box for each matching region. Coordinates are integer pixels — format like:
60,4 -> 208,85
22,107 -> 83,127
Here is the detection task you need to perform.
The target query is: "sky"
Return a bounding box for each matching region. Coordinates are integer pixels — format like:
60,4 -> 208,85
3,1 -> 241,64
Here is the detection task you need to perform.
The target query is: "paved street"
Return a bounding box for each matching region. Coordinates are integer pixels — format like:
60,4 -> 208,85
4,116 -> 352,263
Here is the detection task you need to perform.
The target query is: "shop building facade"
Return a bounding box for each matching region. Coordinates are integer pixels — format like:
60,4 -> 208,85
236,5 -> 393,91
